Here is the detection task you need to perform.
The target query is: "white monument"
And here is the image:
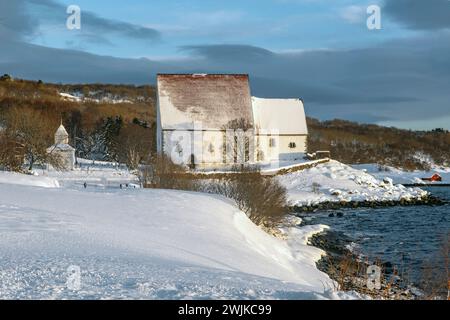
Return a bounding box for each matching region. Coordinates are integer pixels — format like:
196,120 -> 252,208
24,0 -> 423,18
47,123 -> 76,170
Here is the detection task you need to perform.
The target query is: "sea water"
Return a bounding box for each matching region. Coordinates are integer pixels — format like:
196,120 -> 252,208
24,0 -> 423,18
306,187 -> 449,286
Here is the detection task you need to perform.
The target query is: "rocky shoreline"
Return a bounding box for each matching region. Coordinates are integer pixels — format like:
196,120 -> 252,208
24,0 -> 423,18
290,194 -> 444,213
308,229 -> 422,299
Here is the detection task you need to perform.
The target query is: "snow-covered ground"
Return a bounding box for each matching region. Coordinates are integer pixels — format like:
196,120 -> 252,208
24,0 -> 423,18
0,171 -> 358,300
34,158 -> 139,189
5,159 -> 418,299
279,160 -> 429,207
352,164 -> 450,185
0,171 -> 60,188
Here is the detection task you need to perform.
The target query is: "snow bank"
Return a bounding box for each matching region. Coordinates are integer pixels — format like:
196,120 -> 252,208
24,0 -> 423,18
0,171 -> 59,188
0,183 -> 340,299
278,160 -> 429,206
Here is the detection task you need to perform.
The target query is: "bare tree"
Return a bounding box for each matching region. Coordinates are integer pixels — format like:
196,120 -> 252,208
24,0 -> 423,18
0,131 -> 23,171
116,124 -> 153,170
222,118 -> 253,165
4,107 -> 62,171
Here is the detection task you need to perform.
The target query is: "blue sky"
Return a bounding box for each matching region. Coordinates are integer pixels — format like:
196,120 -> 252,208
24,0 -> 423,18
2,0 -> 450,130
32,0 -> 411,58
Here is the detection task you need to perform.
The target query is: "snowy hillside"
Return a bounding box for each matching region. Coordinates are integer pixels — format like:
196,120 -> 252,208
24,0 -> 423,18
59,92 -> 134,104
279,160 -> 429,207
0,172 -> 354,300
352,164 -> 450,185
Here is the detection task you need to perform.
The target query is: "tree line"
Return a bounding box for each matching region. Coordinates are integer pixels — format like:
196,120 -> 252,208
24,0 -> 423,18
307,118 -> 450,171
1,76 -> 448,172
0,77 -> 155,171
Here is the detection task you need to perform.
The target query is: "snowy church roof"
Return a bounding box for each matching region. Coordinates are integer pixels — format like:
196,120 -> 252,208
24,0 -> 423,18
252,97 -> 308,135
48,123 -> 75,152
157,74 -> 254,130
55,124 -> 69,137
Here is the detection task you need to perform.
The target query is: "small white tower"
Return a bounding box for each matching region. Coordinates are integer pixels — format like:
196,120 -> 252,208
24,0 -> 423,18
55,124 -> 69,145
47,123 -> 76,170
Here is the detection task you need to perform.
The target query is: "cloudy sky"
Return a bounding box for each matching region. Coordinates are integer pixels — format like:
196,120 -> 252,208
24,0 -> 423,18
1,0 -> 449,129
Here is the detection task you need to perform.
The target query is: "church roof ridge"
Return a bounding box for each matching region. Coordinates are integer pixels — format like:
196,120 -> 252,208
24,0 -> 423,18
56,124 -> 69,136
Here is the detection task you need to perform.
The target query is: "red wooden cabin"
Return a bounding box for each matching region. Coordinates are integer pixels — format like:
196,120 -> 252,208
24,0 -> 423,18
421,173 -> 442,182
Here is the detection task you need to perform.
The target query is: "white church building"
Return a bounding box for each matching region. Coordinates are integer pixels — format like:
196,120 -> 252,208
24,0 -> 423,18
46,123 -> 76,170
156,73 -> 308,169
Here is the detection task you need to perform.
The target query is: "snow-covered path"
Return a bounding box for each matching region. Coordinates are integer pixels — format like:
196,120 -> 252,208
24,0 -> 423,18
0,180 -> 342,299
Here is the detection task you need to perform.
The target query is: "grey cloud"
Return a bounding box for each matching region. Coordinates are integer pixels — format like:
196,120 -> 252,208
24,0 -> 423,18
384,0 -> 450,30
79,9 -> 160,41
0,40 -> 177,84
175,39 -> 450,123
0,1 -> 37,40
2,38 -> 449,124
3,0 -> 160,43
181,45 -> 275,62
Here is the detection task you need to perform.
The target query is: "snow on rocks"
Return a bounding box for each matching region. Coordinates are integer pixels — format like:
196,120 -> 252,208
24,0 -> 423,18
278,160 -> 431,208
352,163 -> 450,185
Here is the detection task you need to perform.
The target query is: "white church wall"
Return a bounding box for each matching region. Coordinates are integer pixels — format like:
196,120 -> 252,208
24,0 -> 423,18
277,135 -> 307,161
162,130 -> 225,168
162,129 -> 255,168
64,150 -> 76,170
201,131 -> 225,165
256,135 -> 307,162
156,96 -> 163,154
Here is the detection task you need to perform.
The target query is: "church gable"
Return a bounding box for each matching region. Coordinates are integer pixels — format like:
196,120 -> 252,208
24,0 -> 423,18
157,74 -> 254,130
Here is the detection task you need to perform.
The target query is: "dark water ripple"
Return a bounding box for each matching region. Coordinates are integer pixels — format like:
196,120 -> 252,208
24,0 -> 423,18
305,187 -> 450,285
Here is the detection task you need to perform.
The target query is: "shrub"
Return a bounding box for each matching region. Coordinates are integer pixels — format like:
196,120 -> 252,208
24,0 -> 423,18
142,160 -> 288,228
141,154 -> 197,190
201,166 -> 287,227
